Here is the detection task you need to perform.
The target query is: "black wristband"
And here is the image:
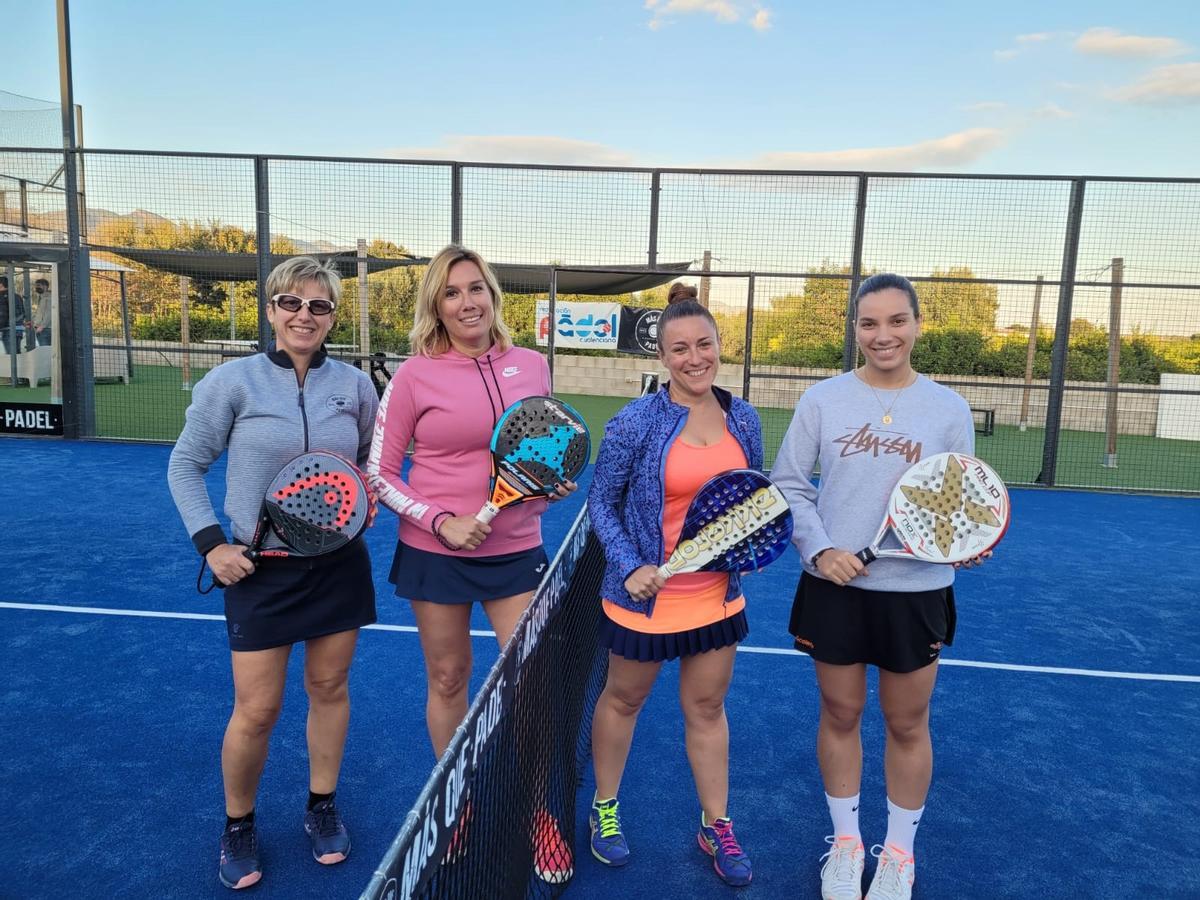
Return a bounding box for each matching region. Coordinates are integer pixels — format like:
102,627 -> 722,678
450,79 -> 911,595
431,511 -> 459,551
810,547 -> 833,568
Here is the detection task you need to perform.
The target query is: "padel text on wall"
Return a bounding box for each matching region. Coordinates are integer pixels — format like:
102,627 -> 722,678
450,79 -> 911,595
0,402 -> 64,436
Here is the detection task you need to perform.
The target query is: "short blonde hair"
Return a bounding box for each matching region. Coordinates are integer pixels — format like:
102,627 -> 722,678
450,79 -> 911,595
409,245 -> 512,357
265,256 -> 343,307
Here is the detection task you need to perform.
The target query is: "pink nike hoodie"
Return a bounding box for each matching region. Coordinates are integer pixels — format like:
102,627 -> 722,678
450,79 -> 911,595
367,344 -> 552,556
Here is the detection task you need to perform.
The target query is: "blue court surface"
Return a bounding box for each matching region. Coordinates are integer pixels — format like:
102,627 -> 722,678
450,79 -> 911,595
2,437 -> 1198,899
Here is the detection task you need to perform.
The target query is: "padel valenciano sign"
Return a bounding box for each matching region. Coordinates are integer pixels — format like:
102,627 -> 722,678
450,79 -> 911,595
0,402 -> 64,436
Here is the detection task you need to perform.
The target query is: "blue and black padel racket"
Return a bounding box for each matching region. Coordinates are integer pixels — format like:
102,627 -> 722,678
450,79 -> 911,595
475,396 -> 591,524
657,469 -> 793,579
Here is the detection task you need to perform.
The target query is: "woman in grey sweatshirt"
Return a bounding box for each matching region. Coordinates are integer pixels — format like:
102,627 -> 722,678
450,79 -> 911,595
167,257 -> 378,890
772,274 -> 982,900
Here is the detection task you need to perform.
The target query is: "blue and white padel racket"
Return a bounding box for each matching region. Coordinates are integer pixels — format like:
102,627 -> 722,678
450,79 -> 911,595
657,469 -> 794,579
476,396 -> 591,523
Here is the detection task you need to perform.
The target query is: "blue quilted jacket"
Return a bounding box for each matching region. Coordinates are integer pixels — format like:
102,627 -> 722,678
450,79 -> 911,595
588,384 -> 764,617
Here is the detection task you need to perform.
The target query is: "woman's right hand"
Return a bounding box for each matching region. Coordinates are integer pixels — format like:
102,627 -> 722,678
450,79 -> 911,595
437,515 -> 492,551
206,543 -> 255,586
624,565 -> 666,602
816,549 -> 868,587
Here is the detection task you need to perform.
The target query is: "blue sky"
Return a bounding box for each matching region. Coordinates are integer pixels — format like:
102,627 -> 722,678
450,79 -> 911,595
2,0 -> 1198,176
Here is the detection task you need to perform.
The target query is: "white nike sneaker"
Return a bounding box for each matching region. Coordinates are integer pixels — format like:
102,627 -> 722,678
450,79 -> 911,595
820,835 -> 866,900
866,844 -> 915,900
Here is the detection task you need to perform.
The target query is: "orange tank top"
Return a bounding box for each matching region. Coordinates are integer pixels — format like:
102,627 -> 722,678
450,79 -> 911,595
603,427 -> 748,634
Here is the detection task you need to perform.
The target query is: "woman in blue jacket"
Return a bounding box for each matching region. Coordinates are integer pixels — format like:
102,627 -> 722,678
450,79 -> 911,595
586,288 -> 763,887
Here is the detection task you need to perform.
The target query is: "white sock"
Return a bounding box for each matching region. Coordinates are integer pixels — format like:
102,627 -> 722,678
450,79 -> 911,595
883,797 -> 924,856
825,792 -> 861,842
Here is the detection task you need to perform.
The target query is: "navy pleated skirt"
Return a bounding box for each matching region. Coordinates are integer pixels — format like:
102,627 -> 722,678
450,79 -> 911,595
600,609 -> 749,662
389,541 -> 549,604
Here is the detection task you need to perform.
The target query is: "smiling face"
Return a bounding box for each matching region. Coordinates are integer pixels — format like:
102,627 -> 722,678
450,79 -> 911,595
437,259 -> 495,354
855,286 -> 921,381
266,276 -> 336,359
659,313 -> 720,402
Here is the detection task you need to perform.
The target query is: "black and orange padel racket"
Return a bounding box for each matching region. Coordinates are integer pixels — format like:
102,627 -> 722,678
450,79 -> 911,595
206,451 -> 370,590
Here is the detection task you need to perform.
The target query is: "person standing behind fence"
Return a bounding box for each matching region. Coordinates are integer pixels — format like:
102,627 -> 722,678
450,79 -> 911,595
367,244 -> 576,883
168,256 -> 379,891
26,277 -> 52,347
0,276 -> 27,356
586,288 -> 762,887
771,273 -> 986,900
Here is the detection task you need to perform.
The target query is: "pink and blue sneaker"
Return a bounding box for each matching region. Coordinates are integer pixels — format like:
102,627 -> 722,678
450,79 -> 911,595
697,814 -> 752,886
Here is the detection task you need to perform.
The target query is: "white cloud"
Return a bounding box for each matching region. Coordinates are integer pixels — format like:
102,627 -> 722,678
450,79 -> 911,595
645,0 -> 772,31
964,100 -> 1008,112
1109,62 -> 1200,104
994,48 -> 1020,61
1017,32 -> 1052,44
1033,102 -> 1075,119
384,135 -> 638,167
1075,27 -> 1188,59
743,128 -> 1005,171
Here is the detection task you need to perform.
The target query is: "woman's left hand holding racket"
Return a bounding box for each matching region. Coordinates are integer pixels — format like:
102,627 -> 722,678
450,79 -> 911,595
205,543 -> 256,586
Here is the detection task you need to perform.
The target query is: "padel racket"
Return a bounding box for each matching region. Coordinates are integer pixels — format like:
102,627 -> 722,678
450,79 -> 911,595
207,451 -> 370,589
476,396 -> 591,523
856,451 -> 1010,565
657,469 -> 793,579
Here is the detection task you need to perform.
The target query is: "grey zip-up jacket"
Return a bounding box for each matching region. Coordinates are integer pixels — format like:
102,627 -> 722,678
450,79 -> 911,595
167,347 -> 378,555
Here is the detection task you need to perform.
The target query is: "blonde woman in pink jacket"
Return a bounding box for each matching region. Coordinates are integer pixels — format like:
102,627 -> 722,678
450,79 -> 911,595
367,245 -> 575,883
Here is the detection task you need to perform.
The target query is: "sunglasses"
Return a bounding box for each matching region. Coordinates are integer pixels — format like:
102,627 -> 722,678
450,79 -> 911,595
271,293 -> 336,316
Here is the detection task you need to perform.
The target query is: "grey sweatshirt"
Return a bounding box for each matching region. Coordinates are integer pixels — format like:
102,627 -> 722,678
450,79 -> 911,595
770,371 -> 974,592
167,349 -> 378,555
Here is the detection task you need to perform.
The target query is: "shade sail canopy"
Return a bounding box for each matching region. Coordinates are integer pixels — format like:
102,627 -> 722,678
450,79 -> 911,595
92,246 -> 692,295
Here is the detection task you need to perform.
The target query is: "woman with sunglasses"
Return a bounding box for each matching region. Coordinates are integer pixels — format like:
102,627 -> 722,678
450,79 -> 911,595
168,256 -> 379,890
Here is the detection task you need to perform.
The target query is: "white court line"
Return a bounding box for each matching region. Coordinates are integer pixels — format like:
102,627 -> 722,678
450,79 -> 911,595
4,601 -> 1199,684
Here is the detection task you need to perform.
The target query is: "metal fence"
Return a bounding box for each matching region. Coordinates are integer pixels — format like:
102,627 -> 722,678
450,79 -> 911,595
2,146 -> 1199,493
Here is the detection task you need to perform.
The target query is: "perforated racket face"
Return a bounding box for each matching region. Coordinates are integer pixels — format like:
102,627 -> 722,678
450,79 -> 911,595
668,469 -> 794,575
264,452 -> 369,556
888,452 -> 1010,563
491,396 -> 591,494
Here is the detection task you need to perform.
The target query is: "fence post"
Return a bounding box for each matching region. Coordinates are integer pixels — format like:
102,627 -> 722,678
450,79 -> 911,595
357,238 -> 371,357
842,174 -> 869,372
1103,257 -> 1123,467
647,170 -> 660,267
451,163 -> 463,245
742,274 -> 755,401
255,157 -> 271,351
1019,275 -> 1044,430
1038,178 -> 1086,487
547,267 -> 557,389
57,0 -> 93,438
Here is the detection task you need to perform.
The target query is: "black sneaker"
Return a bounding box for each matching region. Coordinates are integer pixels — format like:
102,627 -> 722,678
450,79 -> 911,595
218,821 -> 262,890
303,799 -> 351,865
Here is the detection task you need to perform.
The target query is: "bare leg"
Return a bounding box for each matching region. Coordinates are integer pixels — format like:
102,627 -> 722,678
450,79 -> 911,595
223,646 -> 291,815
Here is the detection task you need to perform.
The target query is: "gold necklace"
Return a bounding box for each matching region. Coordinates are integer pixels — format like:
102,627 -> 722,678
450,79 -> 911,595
857,370 -> 916,425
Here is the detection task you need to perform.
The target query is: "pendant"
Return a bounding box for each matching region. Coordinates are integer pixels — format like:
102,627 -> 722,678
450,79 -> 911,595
882,414 -> 893,425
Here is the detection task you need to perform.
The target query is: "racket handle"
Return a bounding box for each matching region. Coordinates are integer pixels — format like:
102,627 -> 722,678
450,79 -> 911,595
854,548 -> 877,566
655,564 -> 670,580
476,503 -> 500,524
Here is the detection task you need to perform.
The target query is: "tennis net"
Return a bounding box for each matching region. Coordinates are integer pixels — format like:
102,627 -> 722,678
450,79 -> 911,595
361,503 -> 609,899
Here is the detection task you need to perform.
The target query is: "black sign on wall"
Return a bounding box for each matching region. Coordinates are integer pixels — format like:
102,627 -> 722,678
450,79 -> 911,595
0,402 -> 64,436
618,307 -> 661,356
